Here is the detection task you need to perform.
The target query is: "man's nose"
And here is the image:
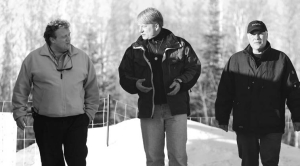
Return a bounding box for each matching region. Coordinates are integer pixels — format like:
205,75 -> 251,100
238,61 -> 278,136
139,27 -> 143,33
254,34 -> 260,39
67,35 -> 71,42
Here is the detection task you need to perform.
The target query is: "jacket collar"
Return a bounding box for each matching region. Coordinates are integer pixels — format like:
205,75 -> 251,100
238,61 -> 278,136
40,44 -> 79,57
244,41 -> 271,60
132,28 -> 182,50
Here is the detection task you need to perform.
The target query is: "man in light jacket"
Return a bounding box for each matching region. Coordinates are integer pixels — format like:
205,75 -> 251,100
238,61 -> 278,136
12,19 -> 100,166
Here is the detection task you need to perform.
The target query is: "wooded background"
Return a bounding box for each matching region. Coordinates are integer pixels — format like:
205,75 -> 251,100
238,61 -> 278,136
1,0 -> 300,147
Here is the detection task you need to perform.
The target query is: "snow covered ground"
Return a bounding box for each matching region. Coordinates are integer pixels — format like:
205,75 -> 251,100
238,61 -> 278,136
16,119 -> 300,166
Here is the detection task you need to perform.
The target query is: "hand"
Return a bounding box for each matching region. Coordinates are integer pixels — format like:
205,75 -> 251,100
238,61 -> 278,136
16,116 -> 27,130
218,125 -> 228,132
136,79 -> 152,93
167,81 -> 180,95
293,122 -> 300,132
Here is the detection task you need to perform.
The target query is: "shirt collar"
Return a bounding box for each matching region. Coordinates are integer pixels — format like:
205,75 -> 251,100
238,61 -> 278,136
48,45 -> 69,58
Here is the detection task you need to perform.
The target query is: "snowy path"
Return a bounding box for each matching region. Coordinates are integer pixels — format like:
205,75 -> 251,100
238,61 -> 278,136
17,119 -> 300,166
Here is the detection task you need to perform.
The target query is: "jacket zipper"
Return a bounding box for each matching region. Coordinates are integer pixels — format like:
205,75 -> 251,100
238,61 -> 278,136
61,55 -> 71,114
133,46 -> 156,118
60,56 -> 71,79
133,42 -> 181,118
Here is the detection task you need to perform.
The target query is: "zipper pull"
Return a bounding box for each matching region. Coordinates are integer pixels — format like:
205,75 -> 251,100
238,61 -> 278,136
61,73 -> 62,79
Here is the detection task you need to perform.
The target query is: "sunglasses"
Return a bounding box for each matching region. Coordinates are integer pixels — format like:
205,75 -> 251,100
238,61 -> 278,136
56,54 -> 73,79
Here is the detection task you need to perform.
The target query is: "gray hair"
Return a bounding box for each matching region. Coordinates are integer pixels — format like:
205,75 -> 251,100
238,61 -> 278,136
137,7 -> 163,27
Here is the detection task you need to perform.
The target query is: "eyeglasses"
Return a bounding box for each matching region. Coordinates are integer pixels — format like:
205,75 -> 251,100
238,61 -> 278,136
56,54 -> 72,71
56,54 -> 72,79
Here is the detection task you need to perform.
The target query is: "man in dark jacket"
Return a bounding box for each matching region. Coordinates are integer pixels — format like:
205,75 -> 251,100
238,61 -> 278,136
215,20 -> 300,166
118,7 -> 201,166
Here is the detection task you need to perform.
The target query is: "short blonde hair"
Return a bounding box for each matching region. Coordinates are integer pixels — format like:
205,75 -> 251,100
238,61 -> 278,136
137,7 -> 163,27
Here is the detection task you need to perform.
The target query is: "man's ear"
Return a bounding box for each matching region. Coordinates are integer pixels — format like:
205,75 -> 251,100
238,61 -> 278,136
155,23 -> 160,31
50,37 -> 55,43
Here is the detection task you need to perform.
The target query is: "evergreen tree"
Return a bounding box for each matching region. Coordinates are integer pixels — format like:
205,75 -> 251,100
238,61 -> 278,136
189,0 -> 223,125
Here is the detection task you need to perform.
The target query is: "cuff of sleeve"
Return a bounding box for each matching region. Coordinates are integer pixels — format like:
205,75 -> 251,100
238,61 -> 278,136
174,78 -> 183,83
217,119 -> 229,125
85,112 -> 93,123
13,109 -> 29,121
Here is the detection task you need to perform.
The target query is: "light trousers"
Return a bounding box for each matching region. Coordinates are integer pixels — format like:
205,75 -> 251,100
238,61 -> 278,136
140,104 -> 188,166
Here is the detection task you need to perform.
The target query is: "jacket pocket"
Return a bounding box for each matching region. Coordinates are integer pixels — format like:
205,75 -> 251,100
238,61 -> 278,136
168,59 -> 184,79
35,90 -> 44,112
133,58 -> 151,88
259,113 -> 281,127
259,105 -> 281,127
83,113 -> 90,127
232,100 -> 250,129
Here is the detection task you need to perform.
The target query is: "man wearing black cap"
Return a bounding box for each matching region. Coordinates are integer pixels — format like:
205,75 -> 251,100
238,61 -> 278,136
215,20 -> 300,166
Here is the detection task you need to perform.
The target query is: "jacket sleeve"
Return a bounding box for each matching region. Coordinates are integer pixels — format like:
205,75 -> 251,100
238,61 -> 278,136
118,47 -> 139,94
215,57 -> 235,125
176,40 -> 201,91
83,56 -> 100,121
284,56 -> 300,123
12,57 -> 32,120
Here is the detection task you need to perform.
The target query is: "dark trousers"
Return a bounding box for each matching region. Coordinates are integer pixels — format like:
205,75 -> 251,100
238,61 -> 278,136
236,132 -> 283,166
33,112 -> 89,166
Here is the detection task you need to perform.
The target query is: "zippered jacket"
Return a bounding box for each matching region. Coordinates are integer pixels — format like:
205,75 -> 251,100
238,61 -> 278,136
12,44 -> 100,121
215,42 -> 300,134
119,28 -> 201,118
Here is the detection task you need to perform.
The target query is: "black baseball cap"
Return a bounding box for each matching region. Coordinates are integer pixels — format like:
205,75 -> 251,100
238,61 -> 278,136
247,20 -> 267,33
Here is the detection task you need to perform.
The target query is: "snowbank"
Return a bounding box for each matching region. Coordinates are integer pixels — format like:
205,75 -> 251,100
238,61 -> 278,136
17,119 -> 300,166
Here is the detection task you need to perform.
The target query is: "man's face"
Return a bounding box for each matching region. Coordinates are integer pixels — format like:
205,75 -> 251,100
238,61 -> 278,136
138,23 -> 159,40
247,30 -> 268,52
51,27 -> 71,52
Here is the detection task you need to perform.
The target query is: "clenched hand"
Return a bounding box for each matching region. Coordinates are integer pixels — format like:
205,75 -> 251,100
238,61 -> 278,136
218,125 -> 228,132
136,79 -> 152,93
293,122 -> 300,132
167,81 -> 180,95
16,116 -> 27,130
